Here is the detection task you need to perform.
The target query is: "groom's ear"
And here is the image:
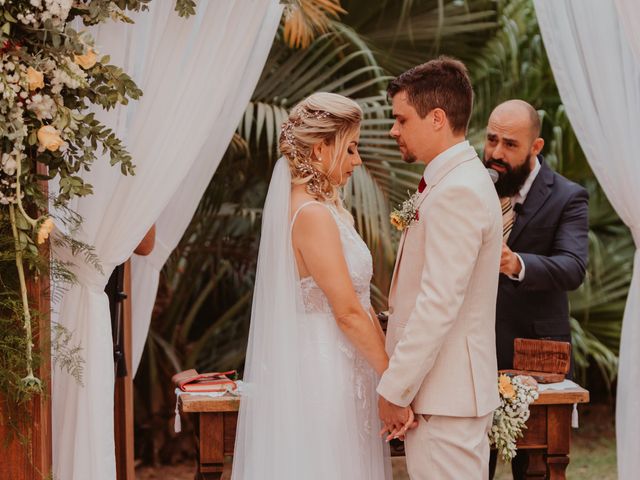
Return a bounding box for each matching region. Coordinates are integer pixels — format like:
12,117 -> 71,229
431,108 -> 447,131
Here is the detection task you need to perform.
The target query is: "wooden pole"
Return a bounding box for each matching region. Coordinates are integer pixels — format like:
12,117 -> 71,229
114,260 -> 135,480
0,164 -> 52,479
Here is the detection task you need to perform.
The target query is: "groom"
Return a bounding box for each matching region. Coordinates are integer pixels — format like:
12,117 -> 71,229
378,57 -> 502,479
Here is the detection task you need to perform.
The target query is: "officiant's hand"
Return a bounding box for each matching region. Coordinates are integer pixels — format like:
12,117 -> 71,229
500,242 -> 522,277
378,396 -> 416,441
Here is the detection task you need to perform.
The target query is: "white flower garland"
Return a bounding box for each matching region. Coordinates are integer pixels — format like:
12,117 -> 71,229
489,374 -> 539,462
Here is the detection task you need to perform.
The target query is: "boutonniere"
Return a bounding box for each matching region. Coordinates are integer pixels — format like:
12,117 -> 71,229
390,191 -> 420,231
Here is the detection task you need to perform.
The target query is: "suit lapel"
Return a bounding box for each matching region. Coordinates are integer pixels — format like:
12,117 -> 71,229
388,181 -> 433,300
388,146 -> 478,302
389,230 -> 408,301
508,161 -> 554,246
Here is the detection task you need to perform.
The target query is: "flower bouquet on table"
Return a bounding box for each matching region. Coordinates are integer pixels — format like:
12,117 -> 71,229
489,373 -> 539,462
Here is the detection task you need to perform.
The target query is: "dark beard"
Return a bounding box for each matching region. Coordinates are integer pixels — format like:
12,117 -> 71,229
397,142 -> 417,164
403,151 -> 417,164
484,156 -> 532,197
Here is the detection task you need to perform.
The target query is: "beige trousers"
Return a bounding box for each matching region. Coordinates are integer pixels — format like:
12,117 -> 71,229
404,413 -> 493,480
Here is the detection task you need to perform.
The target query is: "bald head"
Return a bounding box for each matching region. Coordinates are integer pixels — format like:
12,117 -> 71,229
490,99 -> 541,140
483,99 -> 545,197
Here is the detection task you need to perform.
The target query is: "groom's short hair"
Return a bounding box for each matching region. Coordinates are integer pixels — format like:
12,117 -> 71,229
387,56 -> 473,135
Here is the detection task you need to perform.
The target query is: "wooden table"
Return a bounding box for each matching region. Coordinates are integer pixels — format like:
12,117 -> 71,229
179,394 -> 240,480
179,386 -> 589,480
512,386 -> 590,479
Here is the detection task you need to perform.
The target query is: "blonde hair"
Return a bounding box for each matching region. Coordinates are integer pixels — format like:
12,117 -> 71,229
279,92 -> 362,205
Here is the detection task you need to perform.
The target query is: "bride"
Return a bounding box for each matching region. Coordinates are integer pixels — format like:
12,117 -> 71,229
232,92 -> 412,479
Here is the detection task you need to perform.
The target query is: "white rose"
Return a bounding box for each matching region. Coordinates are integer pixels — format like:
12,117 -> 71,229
1,154 -> 17,175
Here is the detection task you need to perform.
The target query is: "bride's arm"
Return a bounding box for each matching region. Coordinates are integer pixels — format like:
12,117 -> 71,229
369,307 -> 386,345
292,204 -> 388,376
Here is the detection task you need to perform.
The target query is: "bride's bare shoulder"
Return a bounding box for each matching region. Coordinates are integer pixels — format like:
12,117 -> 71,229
290,193 -> 336,239
291,190 -> 327,220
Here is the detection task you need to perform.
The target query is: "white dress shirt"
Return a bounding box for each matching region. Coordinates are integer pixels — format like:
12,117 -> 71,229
422,140 -> 470,185
510,158 -> 541,281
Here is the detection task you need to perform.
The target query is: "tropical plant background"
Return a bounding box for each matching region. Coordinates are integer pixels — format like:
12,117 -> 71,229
133,0 -> 630,464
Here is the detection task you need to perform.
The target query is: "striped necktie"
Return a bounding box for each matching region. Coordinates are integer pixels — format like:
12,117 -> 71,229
501,197 -> 514,241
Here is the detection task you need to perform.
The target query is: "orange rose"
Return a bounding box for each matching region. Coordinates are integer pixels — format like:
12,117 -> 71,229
74,48 -> 97,70
498,374 -> 515,399
26,67 -> 44,91
390,212 -> 404,231
37,125 -> 64,152
37,217 -> 55,245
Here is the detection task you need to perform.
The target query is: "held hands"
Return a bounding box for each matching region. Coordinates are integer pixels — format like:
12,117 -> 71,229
378,396 -> 419,442
500,241 -> 522,277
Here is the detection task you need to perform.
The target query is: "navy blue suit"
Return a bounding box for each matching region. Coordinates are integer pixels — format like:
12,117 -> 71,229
495,157 -> 589,371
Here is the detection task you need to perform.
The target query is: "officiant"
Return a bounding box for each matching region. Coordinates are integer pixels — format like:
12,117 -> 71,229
482,100 -> 590,480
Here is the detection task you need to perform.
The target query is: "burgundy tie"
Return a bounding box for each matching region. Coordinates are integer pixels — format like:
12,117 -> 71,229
418,177 -> 427,193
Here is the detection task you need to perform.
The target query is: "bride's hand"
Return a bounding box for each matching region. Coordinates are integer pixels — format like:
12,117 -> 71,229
396,407 -> 419,439
380,406 -> 418,442
396,408 -> 419,441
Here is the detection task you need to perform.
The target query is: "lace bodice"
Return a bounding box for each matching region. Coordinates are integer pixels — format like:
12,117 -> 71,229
292,202 -> 373,314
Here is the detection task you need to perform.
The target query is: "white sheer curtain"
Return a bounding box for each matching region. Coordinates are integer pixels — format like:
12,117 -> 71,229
615,0 -> 640,64
51,2 -> 282,479
128,5 -> 280,373
533,2 -> 640,478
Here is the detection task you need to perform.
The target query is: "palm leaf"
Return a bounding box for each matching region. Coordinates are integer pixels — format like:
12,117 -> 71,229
282,0 -> 347,48
340,0 -> 498,74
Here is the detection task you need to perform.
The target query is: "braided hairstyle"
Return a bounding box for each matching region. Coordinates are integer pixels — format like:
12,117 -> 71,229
279,92 -> 362,204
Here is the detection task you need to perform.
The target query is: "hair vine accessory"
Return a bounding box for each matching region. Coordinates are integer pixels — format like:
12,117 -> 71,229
279,107 -> 333,153
294,157 -> 328,197
280,107 -> 334,199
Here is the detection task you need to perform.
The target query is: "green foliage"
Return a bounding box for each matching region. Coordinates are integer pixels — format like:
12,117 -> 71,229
568,190 -> 633,387
51,323 -> 85,387
174,0 -> 197,18
71,1 -> 151,25
0,304 -> 43,405
0,0 -> 148,444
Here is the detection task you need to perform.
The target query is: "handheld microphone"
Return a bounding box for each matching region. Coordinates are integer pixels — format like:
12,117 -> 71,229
487,168 -> 499,184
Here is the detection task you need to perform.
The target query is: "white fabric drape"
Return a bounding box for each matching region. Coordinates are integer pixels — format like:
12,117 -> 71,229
533,2 -> 640,478
615,0 -> 640,65
52,2 -> 282,479
129,1 -> 281,373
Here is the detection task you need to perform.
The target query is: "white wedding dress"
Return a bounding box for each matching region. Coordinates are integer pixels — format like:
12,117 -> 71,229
232,159 -> 391,480
293,201 -> 391,479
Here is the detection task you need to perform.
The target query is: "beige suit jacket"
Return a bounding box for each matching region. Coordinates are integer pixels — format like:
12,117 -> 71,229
377,144 -> 502,417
